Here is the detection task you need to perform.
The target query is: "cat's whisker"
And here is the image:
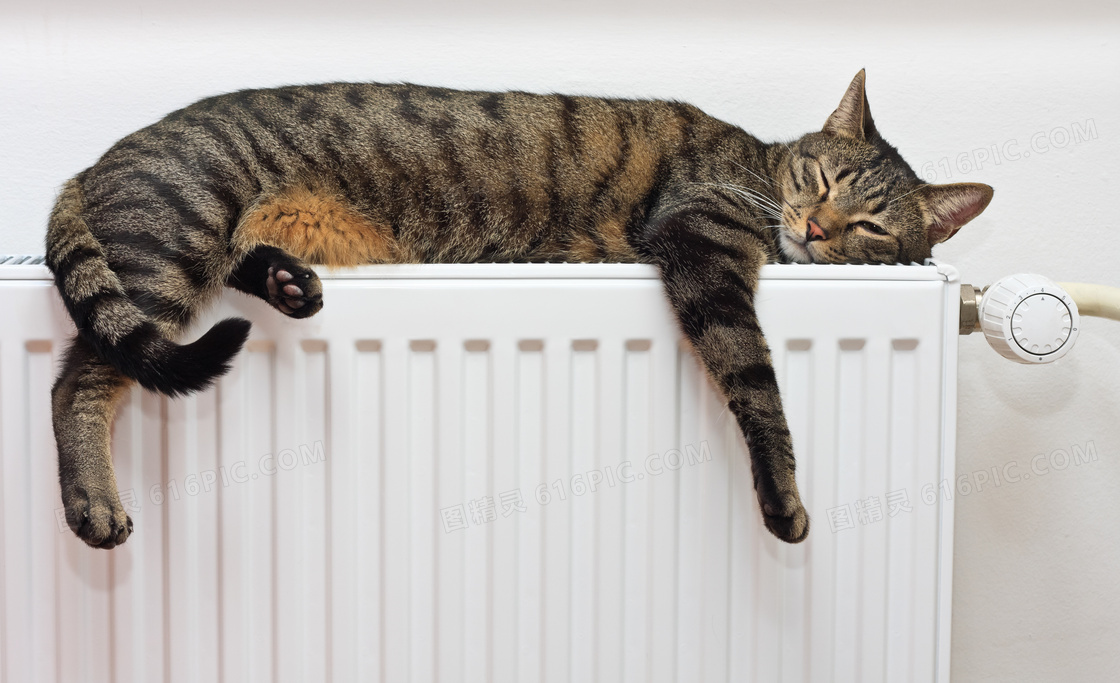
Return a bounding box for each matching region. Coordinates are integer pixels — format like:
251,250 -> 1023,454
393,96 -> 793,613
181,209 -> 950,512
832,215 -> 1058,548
727,192 -> 783,219
692,182 -> 784,220
693,179 -> 783,210
731,161 -> 782,191
715,404 -> 732,424
718,181 -> 781,202
724,187 -> 780,208
723,184 -> 785,214
710,183 -> 784,214
888,185 -> 924,205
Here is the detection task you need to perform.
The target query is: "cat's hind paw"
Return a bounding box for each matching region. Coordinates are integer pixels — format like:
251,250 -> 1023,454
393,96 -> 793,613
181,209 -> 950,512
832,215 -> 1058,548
267,264 -> 323,318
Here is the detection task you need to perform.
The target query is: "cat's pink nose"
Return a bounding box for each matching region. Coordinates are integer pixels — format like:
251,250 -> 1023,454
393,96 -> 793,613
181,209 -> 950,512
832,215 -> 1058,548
807,217 -> 828,242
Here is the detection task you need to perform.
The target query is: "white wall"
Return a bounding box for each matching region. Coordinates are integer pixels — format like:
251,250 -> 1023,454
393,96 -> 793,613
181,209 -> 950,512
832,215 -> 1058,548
3,2 -> 1118,680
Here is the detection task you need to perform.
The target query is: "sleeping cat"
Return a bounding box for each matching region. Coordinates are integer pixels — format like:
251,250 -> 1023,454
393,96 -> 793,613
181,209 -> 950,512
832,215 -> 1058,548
46,70 -> 991,549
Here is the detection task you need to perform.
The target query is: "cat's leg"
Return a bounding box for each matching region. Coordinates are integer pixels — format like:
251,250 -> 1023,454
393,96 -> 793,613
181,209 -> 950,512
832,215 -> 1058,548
226,244 -> 324,318
639,206 -> 809,543
52,336 -> 135,548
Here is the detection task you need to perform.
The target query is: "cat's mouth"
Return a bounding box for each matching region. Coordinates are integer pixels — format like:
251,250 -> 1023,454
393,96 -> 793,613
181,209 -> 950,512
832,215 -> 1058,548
778,227 -> 814,264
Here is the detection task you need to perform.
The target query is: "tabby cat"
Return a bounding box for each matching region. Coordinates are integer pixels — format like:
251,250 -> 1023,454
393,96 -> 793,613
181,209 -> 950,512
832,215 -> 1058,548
46,70 -> 992,549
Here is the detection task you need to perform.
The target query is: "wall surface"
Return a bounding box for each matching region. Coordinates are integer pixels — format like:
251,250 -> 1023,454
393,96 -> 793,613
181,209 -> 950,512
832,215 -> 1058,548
2,1 -> 1118,680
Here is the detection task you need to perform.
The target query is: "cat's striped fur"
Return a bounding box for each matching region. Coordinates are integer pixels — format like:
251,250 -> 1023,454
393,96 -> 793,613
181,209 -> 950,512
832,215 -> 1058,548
46,70 -> 992,548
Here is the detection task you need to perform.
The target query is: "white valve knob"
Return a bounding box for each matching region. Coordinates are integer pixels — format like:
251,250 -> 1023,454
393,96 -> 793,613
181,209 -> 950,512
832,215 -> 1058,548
979,274 -> 1079,363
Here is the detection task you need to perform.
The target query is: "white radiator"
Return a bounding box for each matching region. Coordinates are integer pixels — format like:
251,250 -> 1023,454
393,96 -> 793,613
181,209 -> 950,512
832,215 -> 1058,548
0,260 -> 959,683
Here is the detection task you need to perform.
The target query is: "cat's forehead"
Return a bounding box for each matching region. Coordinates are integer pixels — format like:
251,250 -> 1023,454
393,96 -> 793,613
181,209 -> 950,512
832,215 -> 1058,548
792,133 -> 919,187
794,132 -> 879,163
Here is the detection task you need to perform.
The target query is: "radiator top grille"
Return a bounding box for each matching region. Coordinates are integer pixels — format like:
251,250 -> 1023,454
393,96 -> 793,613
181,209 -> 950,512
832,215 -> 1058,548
0,254 -> 949,285
0,254 -> 45,265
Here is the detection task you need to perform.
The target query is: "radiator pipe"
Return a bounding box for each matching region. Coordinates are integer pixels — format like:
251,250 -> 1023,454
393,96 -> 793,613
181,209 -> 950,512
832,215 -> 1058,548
1055,282 -> 1120,323
960,281 -> 1120,334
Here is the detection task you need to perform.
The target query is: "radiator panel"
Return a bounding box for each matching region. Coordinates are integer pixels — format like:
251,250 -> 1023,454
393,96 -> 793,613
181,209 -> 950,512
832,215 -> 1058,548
0,263 -> 958,683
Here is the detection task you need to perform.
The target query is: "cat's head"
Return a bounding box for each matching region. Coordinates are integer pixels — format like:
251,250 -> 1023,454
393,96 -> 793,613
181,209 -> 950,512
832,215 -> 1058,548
774,70 -> 993,264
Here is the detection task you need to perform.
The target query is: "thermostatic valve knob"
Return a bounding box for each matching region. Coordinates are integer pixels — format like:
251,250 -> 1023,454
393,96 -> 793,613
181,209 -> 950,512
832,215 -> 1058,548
978,274 -> 1080,364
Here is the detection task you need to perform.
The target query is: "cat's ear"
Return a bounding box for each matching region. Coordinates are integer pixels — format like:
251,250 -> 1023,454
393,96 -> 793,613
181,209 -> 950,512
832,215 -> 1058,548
917,183 -> 994,245
823,69 -> 878,141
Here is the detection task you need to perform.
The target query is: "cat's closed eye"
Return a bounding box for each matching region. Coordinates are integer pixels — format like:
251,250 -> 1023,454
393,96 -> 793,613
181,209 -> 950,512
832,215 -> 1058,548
851,220 -> 889,236
815,162 -> 830,199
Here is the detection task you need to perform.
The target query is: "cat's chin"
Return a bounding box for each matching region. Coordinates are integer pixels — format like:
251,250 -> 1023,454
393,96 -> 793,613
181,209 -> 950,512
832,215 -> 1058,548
778,233 -> 814,264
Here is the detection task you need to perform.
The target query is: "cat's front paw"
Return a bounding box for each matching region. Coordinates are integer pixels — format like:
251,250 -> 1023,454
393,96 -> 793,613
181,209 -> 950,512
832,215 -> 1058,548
266,264 -> 323,318
63,487 -> 133,549
759,491 -> 810,544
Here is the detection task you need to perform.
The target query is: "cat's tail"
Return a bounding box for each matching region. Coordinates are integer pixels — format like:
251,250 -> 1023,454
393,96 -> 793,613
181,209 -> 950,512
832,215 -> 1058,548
45,177 -> 251,397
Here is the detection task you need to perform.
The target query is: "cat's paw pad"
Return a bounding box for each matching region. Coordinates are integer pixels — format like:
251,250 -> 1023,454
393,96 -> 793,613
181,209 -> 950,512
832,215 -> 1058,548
266,264 -> 323,318
760,494 -> 810,544
64,488 -> 133,549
